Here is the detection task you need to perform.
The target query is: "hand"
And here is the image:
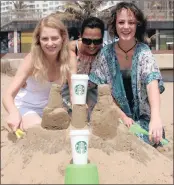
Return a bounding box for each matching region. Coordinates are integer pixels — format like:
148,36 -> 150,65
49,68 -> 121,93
86,104 -> 88,109
121,116 -> 134,128
149,116 -> 163,144
7,110 -> 22,132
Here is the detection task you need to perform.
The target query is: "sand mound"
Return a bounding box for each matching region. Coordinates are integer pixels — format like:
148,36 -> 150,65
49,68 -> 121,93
1,125 -> 173,184
41,84 -> 71,130
90,84 -> 119,139
71,104 -> 88,128
1,74 -> 173,184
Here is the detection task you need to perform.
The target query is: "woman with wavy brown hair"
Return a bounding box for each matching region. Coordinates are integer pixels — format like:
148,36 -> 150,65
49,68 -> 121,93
89,2 -> 166,146
3,13 -> 71,131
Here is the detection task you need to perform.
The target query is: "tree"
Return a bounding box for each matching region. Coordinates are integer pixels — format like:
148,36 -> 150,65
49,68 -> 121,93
12,1 -> 28,11
56,1 -> 113,21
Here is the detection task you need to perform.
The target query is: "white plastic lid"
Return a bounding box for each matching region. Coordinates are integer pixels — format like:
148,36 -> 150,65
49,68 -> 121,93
70,129 -> 90,136
71,74 -> 89,80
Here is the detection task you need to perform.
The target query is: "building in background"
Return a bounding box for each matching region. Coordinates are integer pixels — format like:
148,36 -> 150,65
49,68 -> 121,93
1,1 -> 13,13
8,32 -> 21,53
0,0 -> 173,53
137,0 -> 174,50
0,32 -> 8,53
1,1 -> 66,53
1,1 -> 64,16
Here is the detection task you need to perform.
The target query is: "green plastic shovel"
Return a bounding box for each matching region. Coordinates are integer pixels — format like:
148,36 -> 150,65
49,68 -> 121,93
119,119 -> 169,145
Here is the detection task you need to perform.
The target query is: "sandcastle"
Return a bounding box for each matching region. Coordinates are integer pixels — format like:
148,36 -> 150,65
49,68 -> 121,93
1,74 -> 173,184
42,83 -> 120,137
71,104 -> 88,128
7,82 -> 170,157
41,84 -> 71,130
90,84 -> 119,139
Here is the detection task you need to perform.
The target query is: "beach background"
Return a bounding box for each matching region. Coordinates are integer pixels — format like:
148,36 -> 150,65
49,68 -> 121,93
1,56 -> 173,184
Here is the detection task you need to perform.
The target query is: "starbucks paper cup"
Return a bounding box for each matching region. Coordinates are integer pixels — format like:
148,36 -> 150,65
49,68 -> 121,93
70,129 -> 90,165
71,74 -> 89,104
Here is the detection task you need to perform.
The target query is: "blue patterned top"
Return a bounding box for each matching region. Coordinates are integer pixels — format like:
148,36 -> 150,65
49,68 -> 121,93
89,42 -> 165,138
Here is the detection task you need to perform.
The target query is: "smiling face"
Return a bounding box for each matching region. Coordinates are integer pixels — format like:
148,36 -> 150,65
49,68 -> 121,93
116,8 -> 137,41
81,27 -> 103,55
39,27 -> 63,58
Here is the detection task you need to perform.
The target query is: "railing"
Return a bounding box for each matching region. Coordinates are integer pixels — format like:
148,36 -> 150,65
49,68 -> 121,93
143,10 -> 173,21
1,10 -> 42,28
1,8 -> 173,29
97,8 -> 173,21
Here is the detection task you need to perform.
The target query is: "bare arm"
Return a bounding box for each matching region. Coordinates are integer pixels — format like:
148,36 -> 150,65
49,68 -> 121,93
3,53 -> 33,113
2,53 -> 34,131
67,42 -> 78,102
147,80 -> 162,143
69,49 -> 77,74
147,80 -> 161,119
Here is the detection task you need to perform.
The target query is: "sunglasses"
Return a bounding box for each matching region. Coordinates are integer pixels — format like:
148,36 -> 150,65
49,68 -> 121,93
82,38 -> 103,45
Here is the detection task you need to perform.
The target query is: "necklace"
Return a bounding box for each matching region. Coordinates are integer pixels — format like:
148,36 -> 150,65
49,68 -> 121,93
117,41 -> 137,60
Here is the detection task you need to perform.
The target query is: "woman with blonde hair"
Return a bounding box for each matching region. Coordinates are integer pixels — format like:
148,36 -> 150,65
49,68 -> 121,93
3,13 -> 71,131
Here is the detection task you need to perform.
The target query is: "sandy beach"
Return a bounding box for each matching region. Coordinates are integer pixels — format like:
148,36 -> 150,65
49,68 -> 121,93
1,73 -> 173,184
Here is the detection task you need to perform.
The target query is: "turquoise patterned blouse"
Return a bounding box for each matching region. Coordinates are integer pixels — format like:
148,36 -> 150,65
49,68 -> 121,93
89,41 -> 165,144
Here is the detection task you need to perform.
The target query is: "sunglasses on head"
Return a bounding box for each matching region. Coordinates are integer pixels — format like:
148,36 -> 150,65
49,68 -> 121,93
82,38 -> 103,45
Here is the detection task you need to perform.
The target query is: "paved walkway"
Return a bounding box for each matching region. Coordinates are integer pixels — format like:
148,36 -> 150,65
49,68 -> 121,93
1,53 -> 28,59
1,51 -> 173,82
0,50 -> 173,59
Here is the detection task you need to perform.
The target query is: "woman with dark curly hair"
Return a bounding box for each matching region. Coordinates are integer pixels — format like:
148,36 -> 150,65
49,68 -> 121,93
62,17 -> 105,119
89,2 -> 166,146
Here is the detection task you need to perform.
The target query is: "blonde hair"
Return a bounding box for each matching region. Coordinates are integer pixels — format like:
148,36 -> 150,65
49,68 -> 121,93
30,13 -> 70,85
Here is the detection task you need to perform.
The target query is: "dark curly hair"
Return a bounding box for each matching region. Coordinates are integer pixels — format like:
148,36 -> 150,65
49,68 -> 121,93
108,2 -> 147,42
81,17 -> 105,37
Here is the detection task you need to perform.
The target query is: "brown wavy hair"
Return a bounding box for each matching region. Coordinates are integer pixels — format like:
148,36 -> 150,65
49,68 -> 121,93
108,2 -> 147,42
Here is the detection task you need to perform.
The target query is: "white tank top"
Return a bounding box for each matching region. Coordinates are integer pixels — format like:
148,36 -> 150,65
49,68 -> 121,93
15,76 -> 58,109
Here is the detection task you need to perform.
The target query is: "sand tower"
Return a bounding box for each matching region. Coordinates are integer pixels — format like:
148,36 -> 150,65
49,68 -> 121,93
41,84 -> 71,130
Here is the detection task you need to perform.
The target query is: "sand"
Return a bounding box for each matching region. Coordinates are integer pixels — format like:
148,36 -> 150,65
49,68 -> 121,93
1,73 -> 173,184
90,84 -> 119,139
71,104 -> 88,128
41,84 -> 71,130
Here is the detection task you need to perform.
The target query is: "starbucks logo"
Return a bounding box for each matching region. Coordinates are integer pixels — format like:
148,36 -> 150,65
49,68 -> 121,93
75,141 -> 87,154
75,84 -> 85,95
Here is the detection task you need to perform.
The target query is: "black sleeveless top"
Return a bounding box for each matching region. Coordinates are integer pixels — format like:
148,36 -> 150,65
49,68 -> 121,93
121,70 -> 134,113
75,45 -> 78,56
